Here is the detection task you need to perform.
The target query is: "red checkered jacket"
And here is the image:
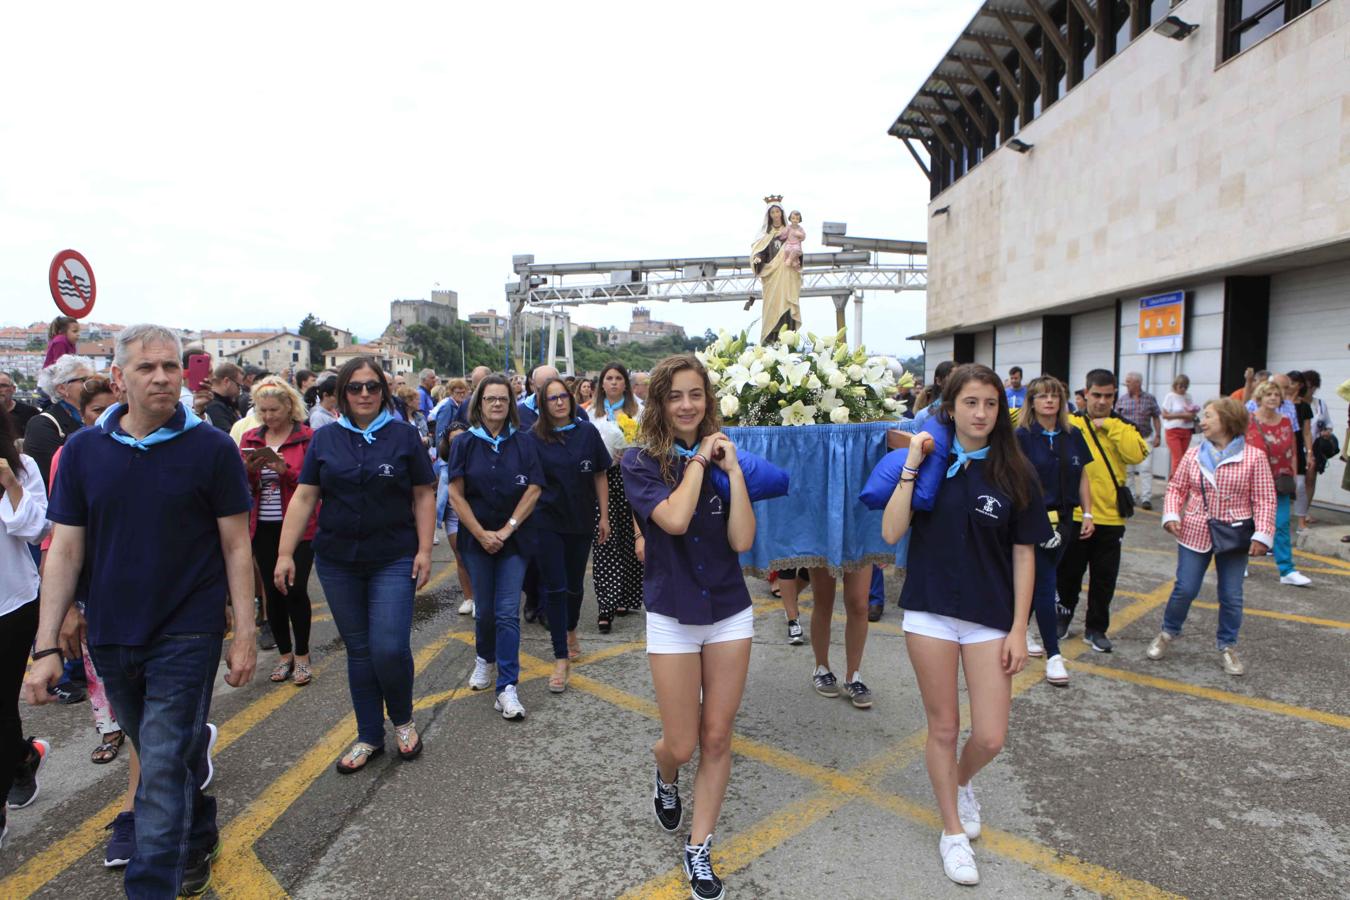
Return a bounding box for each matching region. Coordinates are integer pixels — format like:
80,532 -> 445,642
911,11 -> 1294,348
1162,441 -> 1276,554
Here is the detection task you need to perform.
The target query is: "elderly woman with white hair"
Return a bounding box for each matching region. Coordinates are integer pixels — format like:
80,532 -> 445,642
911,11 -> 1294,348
26,354 -> 98,487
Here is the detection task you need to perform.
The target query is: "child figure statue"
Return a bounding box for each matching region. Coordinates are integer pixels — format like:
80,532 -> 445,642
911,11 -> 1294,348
778,210 -> 807,270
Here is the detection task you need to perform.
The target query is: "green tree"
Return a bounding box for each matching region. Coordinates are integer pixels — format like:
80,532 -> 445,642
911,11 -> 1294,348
404,319 -> 500,376
298,314 -> 337,368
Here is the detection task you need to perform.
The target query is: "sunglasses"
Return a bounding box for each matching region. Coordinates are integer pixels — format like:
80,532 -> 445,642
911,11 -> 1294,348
345,381 -> 384,396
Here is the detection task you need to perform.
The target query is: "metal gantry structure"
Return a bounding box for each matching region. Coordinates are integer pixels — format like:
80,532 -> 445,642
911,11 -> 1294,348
503,223 -> 927,374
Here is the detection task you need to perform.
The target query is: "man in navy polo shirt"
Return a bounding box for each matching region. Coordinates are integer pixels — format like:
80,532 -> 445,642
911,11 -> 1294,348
516,364 -> 559,430
25,323 -> 257,898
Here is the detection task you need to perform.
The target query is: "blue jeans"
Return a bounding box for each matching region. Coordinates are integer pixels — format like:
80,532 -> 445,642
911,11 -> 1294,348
1161,544 -> 1246,649
435,463 -> 452,525
1032,538 -> 1066,658
459,537 -> 527,690
1273,493 -> 1294,575
533,530 -> 592,659
90,635 -> 220,900
315,555 -> 416,746
868,565 -> 885,608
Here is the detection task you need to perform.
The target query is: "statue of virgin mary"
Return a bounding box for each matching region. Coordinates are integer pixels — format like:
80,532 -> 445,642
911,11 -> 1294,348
748,198 -> 803,344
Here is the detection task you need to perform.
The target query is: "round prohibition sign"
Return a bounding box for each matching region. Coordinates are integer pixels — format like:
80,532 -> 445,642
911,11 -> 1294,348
49,249 -> 97,318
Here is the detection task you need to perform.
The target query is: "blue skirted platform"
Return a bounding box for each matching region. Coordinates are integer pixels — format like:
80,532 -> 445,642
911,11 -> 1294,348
725,422 -> 909,576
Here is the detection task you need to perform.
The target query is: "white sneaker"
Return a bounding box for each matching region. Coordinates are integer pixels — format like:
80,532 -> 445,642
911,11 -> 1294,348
1044,654 -> 1069,685
494,685 -> 526,720
433,533 -> 440,545
939,832 -> 979,885
1025,632 -> 1044,657
1280,571 -> 1312,587
956,782 -> 981,840
468,657 -> 492,691
458,597 -> 475,615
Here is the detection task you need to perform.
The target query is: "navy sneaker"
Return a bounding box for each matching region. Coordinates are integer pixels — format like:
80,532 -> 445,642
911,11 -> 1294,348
1083,631 -> 1113,653
104,812 -> 136,868
181,840 -> 220,895
683,835 -> 725,900
7,738 -> 49,810
812,667 -> 839,698
48,681 -> 87,704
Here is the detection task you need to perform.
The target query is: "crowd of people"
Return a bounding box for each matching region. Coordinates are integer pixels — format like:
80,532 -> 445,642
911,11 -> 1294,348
2,312 -> 1348,897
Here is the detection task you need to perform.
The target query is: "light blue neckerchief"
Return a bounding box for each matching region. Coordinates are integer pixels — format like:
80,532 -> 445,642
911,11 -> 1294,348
553,422 -> 577,433
603,397 -> 624,421
521,393 -> 538,412
946,438 -> 990,478
58,399 -> 82,422
337,410 -> 393,444
468,424 -> 516,452
1198,436 -> 1244,475
102,403 -> 202,451
671,443 -> 698,460
1041,427 -> 1060,449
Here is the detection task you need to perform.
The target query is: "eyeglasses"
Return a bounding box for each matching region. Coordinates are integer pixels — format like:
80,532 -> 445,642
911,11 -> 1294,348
481,396 -> 510,406
345,381 -> 383,396
82,378 -> 111,392
546,394 -> 571,404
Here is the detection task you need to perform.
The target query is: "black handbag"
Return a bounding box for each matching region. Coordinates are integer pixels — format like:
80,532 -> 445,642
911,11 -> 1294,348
1198,474 -> 1255,555
1274,473 -> 1297,496
1085,422 -> 1134,519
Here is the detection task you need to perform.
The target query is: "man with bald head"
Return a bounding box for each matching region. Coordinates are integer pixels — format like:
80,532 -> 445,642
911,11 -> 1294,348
450,366 -> 494,430
517,364 -> 560,429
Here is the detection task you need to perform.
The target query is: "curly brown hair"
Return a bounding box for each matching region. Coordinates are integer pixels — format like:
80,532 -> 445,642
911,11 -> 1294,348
636,354 -> 720,485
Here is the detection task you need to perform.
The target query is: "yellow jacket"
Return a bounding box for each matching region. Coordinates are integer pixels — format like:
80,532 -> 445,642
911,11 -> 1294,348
1069,414 -> 1150,526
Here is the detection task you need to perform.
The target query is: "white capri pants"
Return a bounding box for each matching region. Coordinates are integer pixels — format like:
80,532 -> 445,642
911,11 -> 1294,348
646,606 -> 755,654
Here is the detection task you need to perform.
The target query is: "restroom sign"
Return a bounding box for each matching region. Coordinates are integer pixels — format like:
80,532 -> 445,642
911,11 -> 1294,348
1137,291 -> 1184,354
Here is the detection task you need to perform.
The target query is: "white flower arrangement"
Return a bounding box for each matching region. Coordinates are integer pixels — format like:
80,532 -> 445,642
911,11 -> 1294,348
695,327 -> 915,427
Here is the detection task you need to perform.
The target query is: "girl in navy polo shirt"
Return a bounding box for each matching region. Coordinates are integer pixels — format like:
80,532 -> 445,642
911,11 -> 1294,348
622,354 -> 755,900
447,375 -> 544,721
276,358 -> 436,774
882,364 -> 1049,887
1014,375 -> 1094,686
520,376 -> 612,691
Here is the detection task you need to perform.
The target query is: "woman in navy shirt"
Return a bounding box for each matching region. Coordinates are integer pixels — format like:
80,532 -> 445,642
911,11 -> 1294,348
622,354 -> 755,900
275,358 -> 436,774
882,364 -> 1048,887
521,376 -> 611,691
1014,375 -> 1094,686
447,375 -> 543,721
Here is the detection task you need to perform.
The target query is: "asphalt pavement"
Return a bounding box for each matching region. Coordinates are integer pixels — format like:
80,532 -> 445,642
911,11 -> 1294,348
3,504 -> 1349,899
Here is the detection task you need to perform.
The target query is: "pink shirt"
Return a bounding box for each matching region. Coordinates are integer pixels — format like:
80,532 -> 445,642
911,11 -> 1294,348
43,334 -> 77,367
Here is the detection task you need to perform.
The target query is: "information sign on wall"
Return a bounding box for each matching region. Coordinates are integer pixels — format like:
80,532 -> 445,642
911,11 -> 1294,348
1137,291 -> 1184,354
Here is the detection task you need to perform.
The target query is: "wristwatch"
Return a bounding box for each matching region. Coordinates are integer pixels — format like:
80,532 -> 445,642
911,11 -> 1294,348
507,517 -> 519,531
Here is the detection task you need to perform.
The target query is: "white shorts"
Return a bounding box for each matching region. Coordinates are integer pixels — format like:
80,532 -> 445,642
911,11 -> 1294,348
646,606 -> 755,655
902,610 -> 1007,646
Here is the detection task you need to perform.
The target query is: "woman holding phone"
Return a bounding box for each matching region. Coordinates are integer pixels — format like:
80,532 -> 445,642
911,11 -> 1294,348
241,377 -> 319,686
274,358 -> 436,773
882,364 -> 1048,886
622,354 -> 755,900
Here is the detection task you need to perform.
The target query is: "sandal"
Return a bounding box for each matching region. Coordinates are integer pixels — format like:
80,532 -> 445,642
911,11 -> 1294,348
395,721 -> 423,761
293,662 -> 312,687
548,663 -> 569,694
270,660 -> 294,683
567,634 -> 581,661
91,730 -> 124,764
597,615 -> 612,634
335,742 -> 384,774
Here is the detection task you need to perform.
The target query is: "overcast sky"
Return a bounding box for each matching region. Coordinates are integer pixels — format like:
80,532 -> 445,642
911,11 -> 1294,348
0,1 -> 980,358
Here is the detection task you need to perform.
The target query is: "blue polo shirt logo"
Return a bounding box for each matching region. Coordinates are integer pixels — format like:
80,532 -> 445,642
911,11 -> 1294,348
708,495 -> 724,516
580,459 -> 593,472
377,463 -> 395,477
514,473 -> 528,486
975,495 -> 1003,518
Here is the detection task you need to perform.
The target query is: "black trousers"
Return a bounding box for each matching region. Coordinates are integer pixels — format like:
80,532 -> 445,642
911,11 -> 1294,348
1056,523 -> 1125,636
1,601 -> 39,806
252,523 -> 314,656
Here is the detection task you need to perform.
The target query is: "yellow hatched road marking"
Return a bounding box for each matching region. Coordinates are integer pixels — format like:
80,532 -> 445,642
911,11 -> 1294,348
1125,544 -> 1350,577
1191,601 -> 1350,630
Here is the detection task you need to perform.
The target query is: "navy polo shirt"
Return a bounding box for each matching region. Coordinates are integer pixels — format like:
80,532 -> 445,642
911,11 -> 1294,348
517,396 -> 540,430
622,449 -> 751,626
299,420 -> 436,564
46,406 -> 253,647
446,429 -> 545,552
899,459 -> 1050,632
1016,426 -> 1091,511
521,423 -> 612,535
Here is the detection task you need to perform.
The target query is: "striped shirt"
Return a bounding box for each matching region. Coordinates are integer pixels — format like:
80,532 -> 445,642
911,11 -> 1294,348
257,466 -> 284,522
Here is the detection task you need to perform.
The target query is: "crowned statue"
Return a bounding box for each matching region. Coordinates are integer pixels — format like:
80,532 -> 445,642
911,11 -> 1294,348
747,195 -> 804,344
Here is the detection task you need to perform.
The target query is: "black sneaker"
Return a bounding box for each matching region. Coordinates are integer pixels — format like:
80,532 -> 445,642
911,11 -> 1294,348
181,840 -> 221,895
812,668 -> 839,698
7,738 -> 49,810
48,681 -> 88,704
653,768 -> 682,833
257,621 -> 276,651
104,811 -> 136,868
1140,500 -> 1153,511
683,835 -> 725,900
1055,604 -> 1072,640
1083,631 -> 1113,653
867,604 -> 883,623
786,619 -> 804,645
842,678 -> 874,709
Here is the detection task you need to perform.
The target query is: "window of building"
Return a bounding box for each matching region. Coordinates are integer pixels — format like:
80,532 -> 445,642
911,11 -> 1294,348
1224,0 -> 1328,59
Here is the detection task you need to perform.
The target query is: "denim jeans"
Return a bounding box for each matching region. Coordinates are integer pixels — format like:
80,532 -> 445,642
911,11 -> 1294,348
89,635 -> 220,900
1272,493 -> 1294,576
459,537 -> 527,690
1161,544 -> 1247,649
868,564 -> 885,609
314,555 -> 416,746
533,530 -> 592,659
1032,538 -> 1066,658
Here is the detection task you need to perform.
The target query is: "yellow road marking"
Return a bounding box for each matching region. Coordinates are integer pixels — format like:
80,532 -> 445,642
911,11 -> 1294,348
1126,543 -> 1350,577
1072,660 -> 1350,730
1191,601 -> 1350,630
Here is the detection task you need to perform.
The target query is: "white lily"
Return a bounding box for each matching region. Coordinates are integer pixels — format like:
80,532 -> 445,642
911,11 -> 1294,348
806,374 -> 823,391
780,400 -> 816,426
724,364 -> 753,394
818,388 -> 844,413
779,358 -> 812,388
707,369 -> 722,385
